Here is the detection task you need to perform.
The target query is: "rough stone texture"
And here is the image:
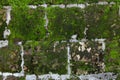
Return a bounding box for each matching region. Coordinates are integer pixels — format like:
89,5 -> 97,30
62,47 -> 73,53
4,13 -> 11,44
0,8 -> 6,39
0,2 -> 119,79
24,41 -> 67,74
0,44 -> 21,72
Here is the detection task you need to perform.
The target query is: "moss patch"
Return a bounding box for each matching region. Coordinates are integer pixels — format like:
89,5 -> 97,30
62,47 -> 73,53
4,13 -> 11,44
9,6 -> 46,41
47,7 -> 85,41
23,41 -> 67,74
0,43 -> 21,72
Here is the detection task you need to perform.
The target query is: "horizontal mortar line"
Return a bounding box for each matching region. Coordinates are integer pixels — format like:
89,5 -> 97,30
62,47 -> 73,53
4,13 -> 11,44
3,1 -> 116,9
0,72 -> 117,79
0,72 -> 24,77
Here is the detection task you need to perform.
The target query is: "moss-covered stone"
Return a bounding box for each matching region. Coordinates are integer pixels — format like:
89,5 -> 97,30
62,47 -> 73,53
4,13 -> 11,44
9,6 -> 46,41
85,4 -> 119,39
0,0 -> 120,76
6,76 -> 18,80
70,41 -> 105,74
0,75 -> 2,80
0,8 -> 6,39
24,41 -> 67,74
0,43 -> 21,72
47,7 -> 85,41
104,37 -> 120,73
0,0 -> 120,6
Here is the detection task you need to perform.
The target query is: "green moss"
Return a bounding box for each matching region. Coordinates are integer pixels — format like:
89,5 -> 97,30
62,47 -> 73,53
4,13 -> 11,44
0,0 -> 9,7
0,8 -> 6,39
71,61 -> 93,74
116,73 -> 120,80
47,7 -> 85,41
19,77 -> 25,80
0,76 -> 2,80
105,38 -> 120,73
0,0 -> 120,6
0,43 -> 21,72
0,0 -> 120,75
0,21 -> 6,39
85,5 -> 119,39
70,41 -> 104,74
24,41 -> 67,74
0,0 -> 82,6
9,6 -> 46,41
45,0 -> 85,4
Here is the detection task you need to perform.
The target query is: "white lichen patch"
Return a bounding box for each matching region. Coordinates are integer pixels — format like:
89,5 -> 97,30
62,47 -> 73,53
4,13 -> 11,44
0,40 -> 8,48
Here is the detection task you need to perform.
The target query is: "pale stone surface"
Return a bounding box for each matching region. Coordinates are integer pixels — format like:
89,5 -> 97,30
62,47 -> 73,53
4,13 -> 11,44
26,75 -> 36,80
3,72 -> 12,80
3,27 -> 11,39
0,40 -> 8,48
18,42 -> 25,74
5,6 -> 11,25
78,73 -> 117,80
